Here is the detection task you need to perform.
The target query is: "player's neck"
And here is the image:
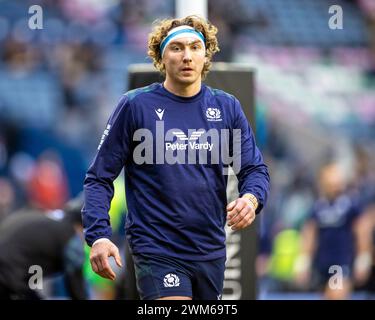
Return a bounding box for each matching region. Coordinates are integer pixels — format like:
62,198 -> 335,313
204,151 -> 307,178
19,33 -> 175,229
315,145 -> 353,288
163,79 -> 201,97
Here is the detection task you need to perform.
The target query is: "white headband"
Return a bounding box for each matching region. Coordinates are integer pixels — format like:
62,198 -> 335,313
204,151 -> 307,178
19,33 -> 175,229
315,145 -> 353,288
160,25 -> 205,57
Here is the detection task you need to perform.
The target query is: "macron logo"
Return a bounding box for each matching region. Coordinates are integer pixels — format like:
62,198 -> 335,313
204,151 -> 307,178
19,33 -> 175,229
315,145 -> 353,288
155,108 -> 165,120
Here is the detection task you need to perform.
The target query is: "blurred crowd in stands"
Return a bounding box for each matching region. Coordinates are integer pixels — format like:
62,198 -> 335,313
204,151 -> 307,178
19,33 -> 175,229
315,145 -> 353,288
0,0 -> 375,299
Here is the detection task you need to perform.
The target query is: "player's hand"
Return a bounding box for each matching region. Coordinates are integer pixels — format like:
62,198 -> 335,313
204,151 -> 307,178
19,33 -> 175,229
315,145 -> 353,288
353,252 -> 372,286
294,269 -> 311,288
90,239 -> 122,280
226,197 -> 256,231
293,254 -> 312,288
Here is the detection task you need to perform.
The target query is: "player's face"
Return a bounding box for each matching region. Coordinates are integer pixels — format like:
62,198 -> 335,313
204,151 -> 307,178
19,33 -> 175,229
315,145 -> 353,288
162,37 -> 206,86
319,165 -> 345,199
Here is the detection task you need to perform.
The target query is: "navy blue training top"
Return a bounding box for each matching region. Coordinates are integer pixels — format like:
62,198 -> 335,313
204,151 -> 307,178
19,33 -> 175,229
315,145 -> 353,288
82,83 -> 270,261
310,193 -> 362,269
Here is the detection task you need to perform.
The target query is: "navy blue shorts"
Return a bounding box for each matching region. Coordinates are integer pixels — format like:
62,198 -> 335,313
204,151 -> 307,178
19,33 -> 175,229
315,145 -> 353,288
133,254 -> 226,300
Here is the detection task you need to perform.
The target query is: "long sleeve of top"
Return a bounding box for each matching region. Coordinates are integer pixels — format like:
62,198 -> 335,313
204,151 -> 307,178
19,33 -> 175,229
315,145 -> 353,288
82,95 -> 134,246
82,83 -> 270,260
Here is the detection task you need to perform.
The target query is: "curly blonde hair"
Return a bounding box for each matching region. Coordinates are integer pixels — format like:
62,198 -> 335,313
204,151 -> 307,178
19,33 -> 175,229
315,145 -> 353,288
148,15 -> 220,79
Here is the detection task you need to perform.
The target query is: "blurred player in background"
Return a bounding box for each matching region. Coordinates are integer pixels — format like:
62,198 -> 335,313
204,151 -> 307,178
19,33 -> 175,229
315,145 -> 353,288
0,195 -> 86,300
295,162 -> 372,299
82,15 -> 270,300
